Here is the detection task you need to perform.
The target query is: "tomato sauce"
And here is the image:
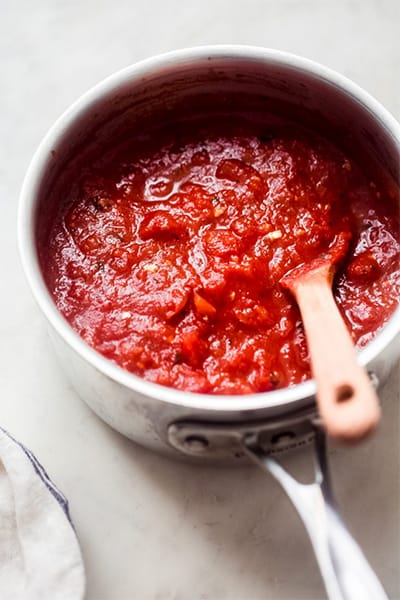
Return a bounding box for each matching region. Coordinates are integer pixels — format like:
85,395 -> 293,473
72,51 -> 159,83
40,120 -> 400,394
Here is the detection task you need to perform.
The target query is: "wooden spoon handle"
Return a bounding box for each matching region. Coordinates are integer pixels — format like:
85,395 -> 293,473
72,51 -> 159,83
293,270 -> 380,443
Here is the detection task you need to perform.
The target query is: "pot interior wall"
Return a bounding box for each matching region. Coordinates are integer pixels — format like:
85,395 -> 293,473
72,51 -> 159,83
35,56 -> 399,245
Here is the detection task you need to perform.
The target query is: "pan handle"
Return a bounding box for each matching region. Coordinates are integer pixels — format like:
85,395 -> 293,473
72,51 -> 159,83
243,425 -> 388,600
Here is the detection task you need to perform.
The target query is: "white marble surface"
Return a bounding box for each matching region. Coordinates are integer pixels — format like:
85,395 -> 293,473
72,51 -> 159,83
1,1 -> 399,598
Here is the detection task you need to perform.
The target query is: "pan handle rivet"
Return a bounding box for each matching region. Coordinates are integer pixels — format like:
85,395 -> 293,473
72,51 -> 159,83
271,431 -> 296,448
184,435 -> 209,452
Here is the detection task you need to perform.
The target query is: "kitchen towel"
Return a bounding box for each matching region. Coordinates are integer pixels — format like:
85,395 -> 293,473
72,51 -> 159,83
0,428 -> 85,599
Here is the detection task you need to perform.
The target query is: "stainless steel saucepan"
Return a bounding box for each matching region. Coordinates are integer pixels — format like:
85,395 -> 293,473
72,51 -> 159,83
19,46 -> 400,599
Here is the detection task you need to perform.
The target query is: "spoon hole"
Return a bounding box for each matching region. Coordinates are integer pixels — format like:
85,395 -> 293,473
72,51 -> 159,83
336,384 -> 354,402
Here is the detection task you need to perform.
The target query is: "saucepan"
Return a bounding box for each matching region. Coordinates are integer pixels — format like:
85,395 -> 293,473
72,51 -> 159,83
18,46 -> 400,599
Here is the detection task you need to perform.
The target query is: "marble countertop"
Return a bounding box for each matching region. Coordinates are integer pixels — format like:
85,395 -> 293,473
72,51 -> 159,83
1,1 -> 399,598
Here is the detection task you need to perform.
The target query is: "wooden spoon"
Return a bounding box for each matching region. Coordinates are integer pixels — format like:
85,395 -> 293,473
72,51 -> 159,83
281,232 -> 380,443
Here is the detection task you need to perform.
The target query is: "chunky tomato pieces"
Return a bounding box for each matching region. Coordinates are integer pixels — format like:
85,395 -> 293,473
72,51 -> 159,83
41,124 -> 400,394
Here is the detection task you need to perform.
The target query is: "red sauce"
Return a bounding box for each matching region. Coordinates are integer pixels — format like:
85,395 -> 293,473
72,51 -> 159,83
40,120 -> 400,394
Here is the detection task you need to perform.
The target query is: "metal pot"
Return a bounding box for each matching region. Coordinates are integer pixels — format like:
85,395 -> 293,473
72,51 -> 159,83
19,46 -> 400,599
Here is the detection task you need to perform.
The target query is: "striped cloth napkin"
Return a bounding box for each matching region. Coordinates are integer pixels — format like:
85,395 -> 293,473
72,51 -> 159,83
0,428 -> 85,599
